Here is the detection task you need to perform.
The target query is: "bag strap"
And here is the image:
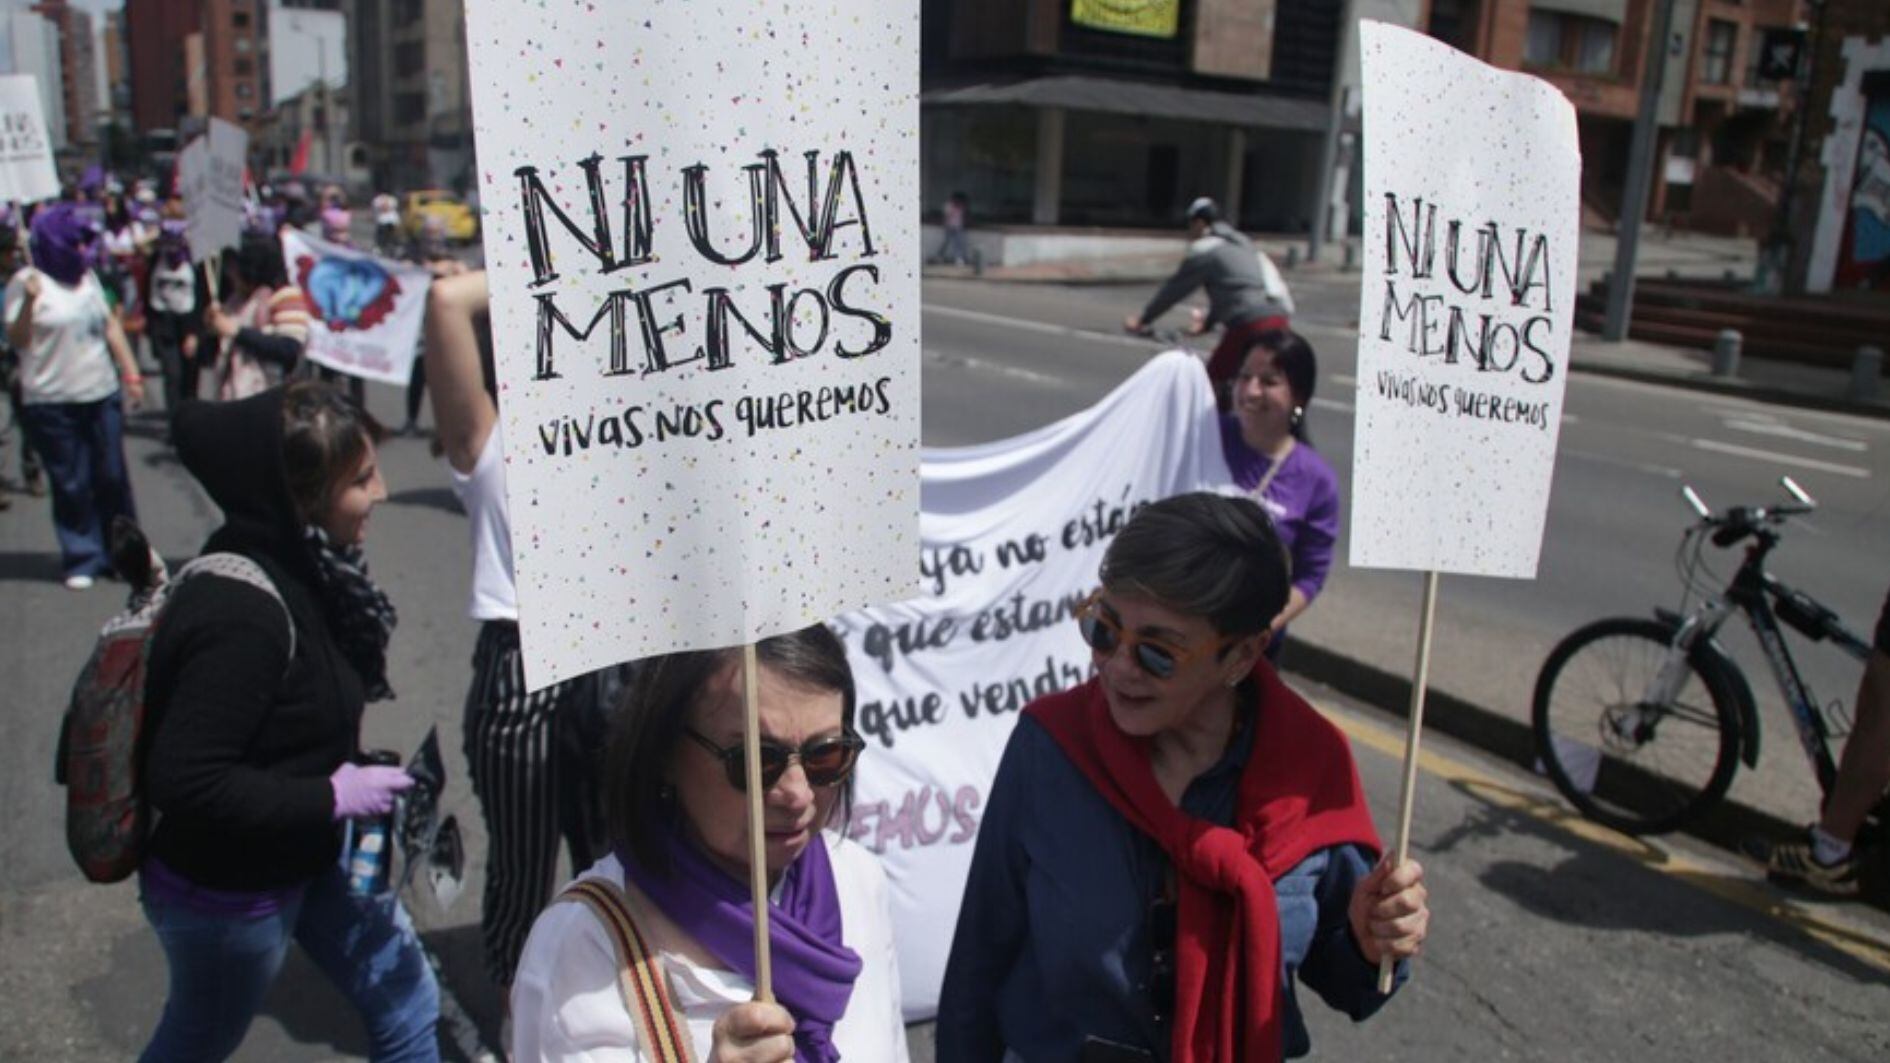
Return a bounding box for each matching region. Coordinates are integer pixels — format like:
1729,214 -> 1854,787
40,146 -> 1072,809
172,553 -> 297,666
561,878 -> 698,1063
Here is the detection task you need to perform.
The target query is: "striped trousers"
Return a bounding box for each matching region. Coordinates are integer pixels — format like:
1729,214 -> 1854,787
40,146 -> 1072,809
463,621 -> 604,986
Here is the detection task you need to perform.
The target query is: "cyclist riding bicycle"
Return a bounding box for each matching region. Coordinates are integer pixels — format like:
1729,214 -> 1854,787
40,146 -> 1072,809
1757,586 -> 1890,897
1123,197 -> 1289,408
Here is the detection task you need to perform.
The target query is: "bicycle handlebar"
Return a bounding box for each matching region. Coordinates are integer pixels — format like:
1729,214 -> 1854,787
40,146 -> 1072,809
1679,478 -> 1818,550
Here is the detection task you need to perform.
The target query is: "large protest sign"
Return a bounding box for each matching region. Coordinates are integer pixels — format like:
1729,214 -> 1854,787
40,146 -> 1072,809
0,76 -> 58,204
463,0 -> 921,690
182,118 -> 249,262
282,229 -> 432,385
1350,22 -> 1580,579
838,352 -> 1229,1018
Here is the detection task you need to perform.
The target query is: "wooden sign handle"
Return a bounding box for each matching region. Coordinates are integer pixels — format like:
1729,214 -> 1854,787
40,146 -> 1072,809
1379,569 -> 1439,993
741,643 -> 775,1003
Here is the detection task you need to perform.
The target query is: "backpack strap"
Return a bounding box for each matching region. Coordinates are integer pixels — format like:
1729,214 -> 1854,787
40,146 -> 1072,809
172,553 -> 297,667
560,878 -> 698,1063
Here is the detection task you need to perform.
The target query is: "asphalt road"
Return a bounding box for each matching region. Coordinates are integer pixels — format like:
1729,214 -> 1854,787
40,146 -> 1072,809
2,265 -> 1887,1059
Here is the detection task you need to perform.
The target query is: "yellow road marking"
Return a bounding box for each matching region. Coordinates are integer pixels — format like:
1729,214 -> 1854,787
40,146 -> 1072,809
1321,702 -> 1890,975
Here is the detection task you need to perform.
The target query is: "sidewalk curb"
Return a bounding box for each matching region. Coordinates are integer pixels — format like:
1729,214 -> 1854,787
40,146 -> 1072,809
1278,633 -> 1802,860
1569,359 -> 1890,422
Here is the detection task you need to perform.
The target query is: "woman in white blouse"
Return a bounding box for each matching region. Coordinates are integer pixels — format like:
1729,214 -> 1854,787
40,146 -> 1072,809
511,625 -> 908,1063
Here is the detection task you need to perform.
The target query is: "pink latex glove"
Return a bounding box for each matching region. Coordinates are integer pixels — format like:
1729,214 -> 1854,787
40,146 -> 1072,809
330,763 -> 415,820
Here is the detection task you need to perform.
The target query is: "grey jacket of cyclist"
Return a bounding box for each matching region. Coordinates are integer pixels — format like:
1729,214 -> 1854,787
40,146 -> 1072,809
1139,221 -> 1288,330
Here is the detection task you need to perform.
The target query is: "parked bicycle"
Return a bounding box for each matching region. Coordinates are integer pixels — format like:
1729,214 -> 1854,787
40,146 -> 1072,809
1531,477 -> 1889,849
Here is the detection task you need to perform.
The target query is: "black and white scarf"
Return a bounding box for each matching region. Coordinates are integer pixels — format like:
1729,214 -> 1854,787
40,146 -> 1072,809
303,525 -> 398,702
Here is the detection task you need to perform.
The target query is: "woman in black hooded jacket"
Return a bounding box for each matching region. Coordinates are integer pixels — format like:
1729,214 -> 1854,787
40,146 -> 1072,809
137,381 -> 440,1062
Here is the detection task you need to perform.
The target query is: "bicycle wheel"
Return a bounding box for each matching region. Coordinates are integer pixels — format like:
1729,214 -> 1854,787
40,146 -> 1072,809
1532,618 -> 1742,835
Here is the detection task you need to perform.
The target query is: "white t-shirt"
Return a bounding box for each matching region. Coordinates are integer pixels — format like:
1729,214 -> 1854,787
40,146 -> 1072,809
447,423 -> 520,621
511,838 -> 909,1063
3,269 -> 118,406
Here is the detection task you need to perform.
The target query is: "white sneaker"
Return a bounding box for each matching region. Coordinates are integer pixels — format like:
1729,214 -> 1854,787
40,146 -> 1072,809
64,574 -> 95,591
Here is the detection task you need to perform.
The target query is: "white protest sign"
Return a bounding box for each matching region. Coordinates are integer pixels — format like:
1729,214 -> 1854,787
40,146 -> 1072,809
838,353 -> 1230,1018
184,118 -> 248,261
1350,22 -> 1581,578
0,75 -> 59,204
464,0 -> 921,690
282,229 -> 433,385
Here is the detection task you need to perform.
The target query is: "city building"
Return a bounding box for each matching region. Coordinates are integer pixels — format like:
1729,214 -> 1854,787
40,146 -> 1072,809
1428,0 -> 1810,238
17,0 -> 96,150
125,0 -> 270,135
124,0 -> 203,134
346,0 -> 472,195
0,2 -> 66,151
922,0 -> 1354,233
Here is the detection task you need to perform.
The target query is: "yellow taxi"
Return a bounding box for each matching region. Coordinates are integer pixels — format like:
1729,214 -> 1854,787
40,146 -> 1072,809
401,190 -> 479,242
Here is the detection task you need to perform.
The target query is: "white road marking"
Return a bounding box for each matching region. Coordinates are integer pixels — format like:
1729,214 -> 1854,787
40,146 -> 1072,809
923,304 -> 1153,349
1331,373 -> 1357,386
1721,416 -> 1869,452
1311,396 -> 1354,414
923,347 -> 1064,387
1690,438 -> 1871,479
1564,449 -> 1684,478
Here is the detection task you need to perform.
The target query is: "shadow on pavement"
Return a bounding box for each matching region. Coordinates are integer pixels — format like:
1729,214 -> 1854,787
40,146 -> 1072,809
73,916 -> 498,1061
1434,775 -> 1890,985
0,549 -> 64,584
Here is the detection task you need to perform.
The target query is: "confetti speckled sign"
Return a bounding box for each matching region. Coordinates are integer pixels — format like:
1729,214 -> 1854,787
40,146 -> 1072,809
1350,21 -> 1581,579
463,0 -> 921,690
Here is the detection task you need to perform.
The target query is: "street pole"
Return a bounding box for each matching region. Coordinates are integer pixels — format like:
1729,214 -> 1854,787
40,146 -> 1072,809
1602,0 -> 1682,342
1760,0 -> 1825,294
1308,0 -> 1361,264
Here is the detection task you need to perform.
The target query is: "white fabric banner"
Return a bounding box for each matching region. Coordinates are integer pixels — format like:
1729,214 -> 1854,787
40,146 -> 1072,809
184,119 -> 249,262
282,229 -> 432,385
0,75 -> 59,204
837,352 -> 1232,1019
464,0 -> 922,689
1349,22 -> 1581,578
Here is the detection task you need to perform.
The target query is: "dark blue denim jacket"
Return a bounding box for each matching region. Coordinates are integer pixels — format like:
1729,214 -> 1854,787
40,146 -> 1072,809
936,706 -> 1402,1061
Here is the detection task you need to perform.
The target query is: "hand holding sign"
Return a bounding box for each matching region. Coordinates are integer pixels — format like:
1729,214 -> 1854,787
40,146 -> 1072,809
463,0 -> 920,1006
1351,22 -> 1581,990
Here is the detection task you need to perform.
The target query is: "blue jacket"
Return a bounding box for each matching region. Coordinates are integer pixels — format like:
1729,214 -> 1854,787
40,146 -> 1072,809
936,708 -> 1401,1061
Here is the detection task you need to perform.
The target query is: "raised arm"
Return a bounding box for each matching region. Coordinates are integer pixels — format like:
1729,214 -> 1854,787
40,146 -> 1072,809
425,270 -> 497,474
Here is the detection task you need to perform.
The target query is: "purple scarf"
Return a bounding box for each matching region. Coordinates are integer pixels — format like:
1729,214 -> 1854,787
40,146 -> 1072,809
620,821 -> 863,1062
30,204 -> 96,287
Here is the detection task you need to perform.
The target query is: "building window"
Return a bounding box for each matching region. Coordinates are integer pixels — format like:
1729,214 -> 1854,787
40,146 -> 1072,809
395,42 -> 425,76
236,81 -> 253,100
396,0 -> 423,27
396,92 -> 426,125
1524,11 -> 1562,67
1524,11 -> 1617,76
234,12 -> 250,29
1702,19 -> 1737,85
234,58 -> 252,77
1573,19 -> 1615,75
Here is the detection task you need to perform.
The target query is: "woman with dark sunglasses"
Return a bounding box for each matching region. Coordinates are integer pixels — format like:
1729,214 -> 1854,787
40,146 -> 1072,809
510,624 -> 909,1062
938,493 -> 1429,1062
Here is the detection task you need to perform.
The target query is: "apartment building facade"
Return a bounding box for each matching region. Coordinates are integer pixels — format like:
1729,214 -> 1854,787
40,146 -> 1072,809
922,0 -> 1355,232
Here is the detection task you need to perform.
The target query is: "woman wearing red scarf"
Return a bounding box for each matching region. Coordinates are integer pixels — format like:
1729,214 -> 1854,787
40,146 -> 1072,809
937,493 -> 1429,1062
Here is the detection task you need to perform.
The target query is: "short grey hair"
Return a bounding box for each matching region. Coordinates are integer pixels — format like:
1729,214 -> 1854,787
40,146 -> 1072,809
1098,493 -> 1290,637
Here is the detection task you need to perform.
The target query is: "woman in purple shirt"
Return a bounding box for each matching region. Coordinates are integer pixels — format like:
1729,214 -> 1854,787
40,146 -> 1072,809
1219,330 -> 1340,656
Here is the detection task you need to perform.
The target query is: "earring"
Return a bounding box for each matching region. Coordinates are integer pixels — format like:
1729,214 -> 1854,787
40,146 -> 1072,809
1291,405 -> 1304,426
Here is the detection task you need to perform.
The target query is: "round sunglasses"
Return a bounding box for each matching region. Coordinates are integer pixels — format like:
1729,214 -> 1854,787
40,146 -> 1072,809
684,727 -> 866,792
1075,592 -> 1235,681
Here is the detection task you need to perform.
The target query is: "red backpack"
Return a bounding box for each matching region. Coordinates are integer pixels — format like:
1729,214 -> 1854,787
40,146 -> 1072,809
55,553 -> 293,884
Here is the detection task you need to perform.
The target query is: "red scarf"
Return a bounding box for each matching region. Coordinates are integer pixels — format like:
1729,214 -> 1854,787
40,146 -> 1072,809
1026,663 -> 1380,1063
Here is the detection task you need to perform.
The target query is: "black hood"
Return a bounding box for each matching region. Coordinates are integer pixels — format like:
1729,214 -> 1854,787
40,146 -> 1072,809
172,390 -> 315,584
